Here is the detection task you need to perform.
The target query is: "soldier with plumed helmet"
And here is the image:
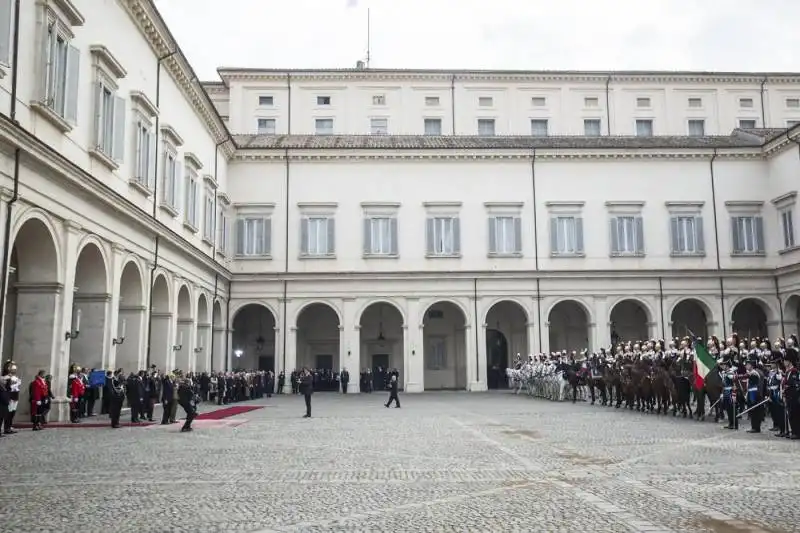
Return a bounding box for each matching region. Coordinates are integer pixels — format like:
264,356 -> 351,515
744,356 -> 765,433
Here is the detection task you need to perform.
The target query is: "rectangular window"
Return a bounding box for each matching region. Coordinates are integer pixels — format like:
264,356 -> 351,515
488,216 -> 522,255
781,209 -> 795,249
372,94 -> 385,106
584,119 -> 601,136
531,97 -> 546,107
530,119 -> 549,136
478,96 -> 493,107
315,118 -> 334,135
739,119 -> 757,129
426,337 -> 447,370
203,191 -> 214,241
93,82 -> 126,161
317,95 -> 331,105
364,217 -> 398,256
257,118 -> 276,134
478,119 -> 495,136
301,217 -> 335,256
584,97 -> 599,107
370,117 -> 388,135
161,150 -> 180,210
258,95 -> 273,106
670,216 -> 704,255
636,97 -> 651,108
184,170 -> 199,228
731,215 -> 765,254
550,216 -> 584,255
133,118 -> 155,187
426,217 -> 460,256
688,119 -> 705,137
739,97 -> 754,108
235,217 -> 271,257
39,21 -> 80,123
0,0 -> 13,65
635,119 -> 653,137
688,97 -> 703,108
610,216 -> 644,255
424,118 -> 442,135
787,98 -> 800,108
425,96 -> 440,106
217,210 -> 229,255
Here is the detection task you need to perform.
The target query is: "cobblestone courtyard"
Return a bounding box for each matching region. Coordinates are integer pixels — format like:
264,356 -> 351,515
1,392 -> 798,532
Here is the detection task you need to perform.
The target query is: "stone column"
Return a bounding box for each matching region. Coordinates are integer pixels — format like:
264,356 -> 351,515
527,320 -> 539,355
348,324 -> 361,393
53,220 -> 81,420
594,297 -> 609,349
405,297 -> 423,392
212,324 -> 225,372
175,318 -> 194,372
106,244 -> 125,370
474,316 -> 488,392
284,326 -> 297,389
225,328 -> 234,371
71,292 -> 110,371
116,304 -> 145,371
150,312 -> 172,371
196,323 -> 211,372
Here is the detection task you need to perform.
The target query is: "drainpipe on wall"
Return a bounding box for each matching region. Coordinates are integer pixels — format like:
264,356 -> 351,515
473,278 -> 479,384
658,276 -> 666,340
450,74 -> 456,135
144,237 -> 160,369
605,75 -> 612,135
708,148 -> 727,337
286,73 -> 292,134
210,273 -> 218,370
535,278 -> 543,352
530,149 -> 539,271
281,148 -> 291,377
225,279 -> 232,372
775,276 -> 785,338
759,76 -> 768,128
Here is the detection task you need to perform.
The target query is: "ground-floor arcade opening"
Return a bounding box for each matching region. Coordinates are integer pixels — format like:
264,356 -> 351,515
422,301 -> 467,390
231,304 -> 276,372
485,300 -> 528,388
296,302 -> 340,391
175,285 -> 192,371
609,299 -> 649,345
731,298 -> 769,339
548,300 -> 590,352
149,273 -> 171,372
359,301 -> 405,391
116,261 -> 145,372
671,298 -> 709,340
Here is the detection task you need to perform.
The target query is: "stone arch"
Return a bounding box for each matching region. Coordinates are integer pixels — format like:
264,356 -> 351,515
544,297 -> 594,325
784,294 -> 800,335
482,297 -> 530,325
148,273 -> 172,372
609,298 -> 652,344
151,273 -> 171,313
3,216 -> 61,413
484,299 -> 528,388
116,260 -> 145,373
547,299 -> 591,352
197,293 -> 210,324
71,241 -> 110,371
355,297 -> 407,326
174,285 -> 193,371
231,299 -> 280,326
177,285 -> 192,320
75,236 -> 111,293
421,300 -> 468,390
295,302 -> 340,379
293,299 -> 343,328
670,298 -> 712,340
232,303 -> 277,371
418,298 -> 470,328
359,300 -> 405,391
731,297 -> 770,340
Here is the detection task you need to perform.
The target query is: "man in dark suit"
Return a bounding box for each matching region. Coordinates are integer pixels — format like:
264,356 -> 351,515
299,368 -> 313,418
385,374 -> 400,408
340,368 -> 350,393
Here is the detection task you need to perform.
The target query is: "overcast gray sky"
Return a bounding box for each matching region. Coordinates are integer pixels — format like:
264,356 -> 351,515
153,0 -> 799,81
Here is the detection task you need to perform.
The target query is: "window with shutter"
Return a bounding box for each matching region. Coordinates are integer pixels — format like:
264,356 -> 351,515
731,215 -> 764,254
236,217 -> 273,257
302,217 -> 333,256
489,216 -> 518,255
365,217 -> 395,255
428,217 -> 458,256
670,216 -> 704,255
780,209 -> 795,249
0,0 -> 13,66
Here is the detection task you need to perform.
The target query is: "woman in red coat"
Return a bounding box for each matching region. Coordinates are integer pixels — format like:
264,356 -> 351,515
30,371 -> 48,430
68,366 -> 85,423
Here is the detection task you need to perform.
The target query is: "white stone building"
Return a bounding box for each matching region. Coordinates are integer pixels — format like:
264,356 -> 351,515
1,1 -> 800,411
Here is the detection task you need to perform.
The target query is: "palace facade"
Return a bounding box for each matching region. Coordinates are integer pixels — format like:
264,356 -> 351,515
1,1 -> 800,413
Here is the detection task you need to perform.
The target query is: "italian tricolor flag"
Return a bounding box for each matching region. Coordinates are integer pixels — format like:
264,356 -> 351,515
694,340 -> 716,389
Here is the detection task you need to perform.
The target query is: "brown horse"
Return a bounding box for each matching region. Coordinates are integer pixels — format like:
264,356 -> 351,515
693,368 -> 723,422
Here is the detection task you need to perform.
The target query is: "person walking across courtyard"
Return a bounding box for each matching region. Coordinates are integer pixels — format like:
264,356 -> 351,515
299,368 -> 313,418
385,374 -> 400,408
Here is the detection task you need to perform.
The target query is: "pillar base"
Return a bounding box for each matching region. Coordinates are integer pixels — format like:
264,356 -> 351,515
347,382 -> 360,394
404,382 -> 423,393
49,398 -> 71,423
468,381 -> 488,392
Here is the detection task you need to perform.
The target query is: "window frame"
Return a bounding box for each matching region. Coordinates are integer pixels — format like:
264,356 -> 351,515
726,200 -> 765,256
315,118 -> 334,135
257,117 -> 276,134
361,202 -> 400,258
424,202 -> 462,258
772,192 -> 798,254
583,118 -> 601,136
545,201 -> 585,258
477,118 -> 496,136
298,202 -> 337,258
634,119 -> 654,137
606,201 -> 646,257
423,118 -> 443,135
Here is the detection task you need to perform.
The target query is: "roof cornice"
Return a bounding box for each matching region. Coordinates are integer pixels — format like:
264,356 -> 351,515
122,0 -> 234,158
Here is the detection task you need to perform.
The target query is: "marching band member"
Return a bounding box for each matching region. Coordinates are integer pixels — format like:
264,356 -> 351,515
2,360 -> 21,434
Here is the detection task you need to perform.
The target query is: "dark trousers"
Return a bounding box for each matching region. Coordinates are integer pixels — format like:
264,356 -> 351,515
143,399 -> 155,421
789,405 -> 800,436
101,393 -> 109,415
180,402 -> 196,430
69,400 -> 80,423
304,394 -> 311,416
342,381 -> 348,393
748,404 -> 764,431
86,396 -> 96,416
386,392 -> 400,407
724,400 -> 738,428
161,401 -> 176,424
769,400 -> 785,431
109,398 -> 123,428
130,401 -> 142,423
0,405 -> 10,432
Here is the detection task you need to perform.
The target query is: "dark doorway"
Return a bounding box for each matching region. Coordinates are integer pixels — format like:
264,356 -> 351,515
486,329 -> 509,389
258,356 -> 275,373
372,353 -> 389,372
316,354 -> 333,370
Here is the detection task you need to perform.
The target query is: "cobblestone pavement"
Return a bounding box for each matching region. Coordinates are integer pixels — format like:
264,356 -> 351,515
1,392 -> 797,532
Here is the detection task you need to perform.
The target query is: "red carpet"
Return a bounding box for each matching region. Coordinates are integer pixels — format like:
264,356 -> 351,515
195,405 -> 262,420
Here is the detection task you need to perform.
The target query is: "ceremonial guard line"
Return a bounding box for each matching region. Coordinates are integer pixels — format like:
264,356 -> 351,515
508,334 -> 800,439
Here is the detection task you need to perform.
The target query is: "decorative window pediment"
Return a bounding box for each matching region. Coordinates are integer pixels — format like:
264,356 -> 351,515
184,152 -> 203,171
89,45 -> 126,81
725,200 -> 763,215
484,201 -> 523,216
605,201 -> 645,215
217,191 -> 231,206
130,90 -> 158,117
298,202 -> 337,215
771,191 -> 797,209
44,0 -> 85,26
361,201 -> 400,216
202,174 -> 217,189
545,201 -> 584,215
423,201 -> 461,215
160,124 -> 184,147
665,201 -> 704,215
235,203 -> 276,216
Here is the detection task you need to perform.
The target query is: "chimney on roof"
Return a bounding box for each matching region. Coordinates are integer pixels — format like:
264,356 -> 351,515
356,60 -> 365,70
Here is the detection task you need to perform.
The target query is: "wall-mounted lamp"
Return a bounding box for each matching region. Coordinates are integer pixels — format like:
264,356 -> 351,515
234,349 -> 243,358
112,319 -> 126,345
65,309 -> 81,341
173,331 -> 183,351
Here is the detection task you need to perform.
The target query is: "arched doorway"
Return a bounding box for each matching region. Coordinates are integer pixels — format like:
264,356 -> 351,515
359,301 -> 404,392
485,300 -> 528,389
196,294 -> 210,372
70,242 -> 109,372
232,304 -> 276,372
609,299 -> 649,345
671,299 -> 709,340
212,300 -> 224,371
175,285 -> 192,371
422,301 -> 467,390
295,302 -> 340,391
116,261 -> 144,372
731,298 -> 768,339
548,300 -> 590,352
2,218 -> 60,415
149,274 -> 171,371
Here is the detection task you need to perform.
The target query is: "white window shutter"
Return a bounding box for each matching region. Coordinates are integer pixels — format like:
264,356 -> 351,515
0,0 -> 13,66
487,217 -> 497,253
731,217 -> 742,253
550,218 -> 558,253
755,216 -> 765,253
425,218 -> 434,254
327,218 -> 336,254
262,218 -> 272,255
174,160 -> 183,211
112,96 -> 126,162
669,217 -> 680,253
147,132 -> 156,189
363,218 -> 371,254
300,218 -> 309,254
36,14 -> 50,102
235,219 -> 245,256
389,217 -> 398,255
452,217 -> 461,254
92,82 -> 102,148
634,216 -> 644,254
695,217 -> 705,253
65,46 -> 81,124
513,217 -> 522,253
609,218 -> 619,254
575,217 -> 584,253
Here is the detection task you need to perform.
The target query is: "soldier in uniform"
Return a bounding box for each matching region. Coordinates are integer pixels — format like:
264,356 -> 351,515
109,369 -> 126,429
783,348 -> 800,439
1,361 -> 21,434
767,358 -> 785,435
744,358 -> 765,433
720,358 -> 738,430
